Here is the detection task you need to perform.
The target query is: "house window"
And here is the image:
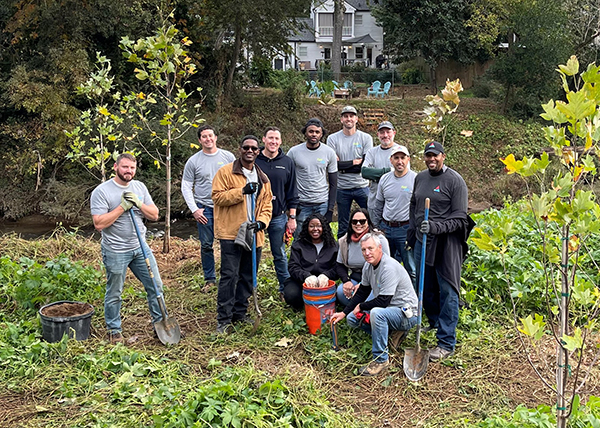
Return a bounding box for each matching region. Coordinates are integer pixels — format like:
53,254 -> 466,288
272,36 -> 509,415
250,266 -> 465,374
355,14 -> 362,26
299,46 -> 307,57
355,46 -> 364,59
318,13 -> 352,36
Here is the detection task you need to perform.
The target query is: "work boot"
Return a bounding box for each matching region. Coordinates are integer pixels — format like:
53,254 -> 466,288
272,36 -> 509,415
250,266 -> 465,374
389,329 -> 409,351
108,332 -> 124,344
429,346 -> 454,362
232,314 -> 253,325
216,322 -> 232,335
202,281 -> 216,292
359,359 -> 390,376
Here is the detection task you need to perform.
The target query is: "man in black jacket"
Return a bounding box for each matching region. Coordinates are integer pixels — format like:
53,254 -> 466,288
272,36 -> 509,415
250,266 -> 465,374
255,127 -> 299,296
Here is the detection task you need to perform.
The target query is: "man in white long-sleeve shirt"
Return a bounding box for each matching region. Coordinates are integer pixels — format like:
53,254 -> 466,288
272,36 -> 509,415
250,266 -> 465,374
181,125 -> 235,289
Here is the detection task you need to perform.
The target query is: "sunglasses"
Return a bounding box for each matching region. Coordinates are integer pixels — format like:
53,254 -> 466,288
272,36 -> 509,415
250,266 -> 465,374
351,219 -> 367,225
241,145 -> 259,152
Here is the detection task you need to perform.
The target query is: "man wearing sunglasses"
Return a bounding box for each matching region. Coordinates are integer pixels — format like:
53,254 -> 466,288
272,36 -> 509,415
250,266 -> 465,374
212,135 -> 273,334
371,145 -> 417,287
181,125 -> 235,291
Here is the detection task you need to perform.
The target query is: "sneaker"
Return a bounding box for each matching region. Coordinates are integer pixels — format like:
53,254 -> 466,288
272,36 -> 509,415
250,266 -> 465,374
216,322 -> 232,334
429,346 -> 454,362
108,332 -> 124,344
279,292 -> 285,303
359,359 -> 390,376
232,315 -> 254,325
389,329 -> 409,351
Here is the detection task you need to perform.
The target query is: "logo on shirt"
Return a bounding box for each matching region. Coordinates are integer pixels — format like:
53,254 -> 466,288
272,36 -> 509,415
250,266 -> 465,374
353,142 -> 362,148
275,166 -> 286,169
316,157 -> 326,164
401,185 -> 410,192
217,161 -> 224,165
433,186 -> 440,193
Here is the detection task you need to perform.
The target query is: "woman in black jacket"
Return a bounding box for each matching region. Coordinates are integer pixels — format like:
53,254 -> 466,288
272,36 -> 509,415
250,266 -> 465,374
283,213 -> 338,309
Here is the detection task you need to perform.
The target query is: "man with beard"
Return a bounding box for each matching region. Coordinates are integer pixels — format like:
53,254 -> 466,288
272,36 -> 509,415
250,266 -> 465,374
212,135 -> 273,334
327,106 -> 373,238
287,118 -> 338,235
255,127 -> 298,297
362,121 -> 399,225
90,153 -> 163,343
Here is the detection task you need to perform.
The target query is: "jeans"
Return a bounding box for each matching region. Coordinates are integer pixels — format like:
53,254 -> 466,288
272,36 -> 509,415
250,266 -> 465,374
267,214 -> 290,292
295,202 -> 328,239
347,306 -> 417,363
196,205 -> 216,283
336,187 -> 369,238
381,223 -> 416,288
101,242 -> 163,333
336,279 -> 375,308
414,239 -> 459,351
217,240 -> 262,324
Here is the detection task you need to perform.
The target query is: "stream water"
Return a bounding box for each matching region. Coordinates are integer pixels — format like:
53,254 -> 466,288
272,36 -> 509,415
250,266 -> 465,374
0,214 -> 200,241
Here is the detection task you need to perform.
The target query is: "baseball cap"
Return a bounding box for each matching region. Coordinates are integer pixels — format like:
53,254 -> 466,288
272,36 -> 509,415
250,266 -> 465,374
377,121 -> 395,131
341,105 -> 357,115
389,145 -> 410,157
424,141 -> 444,155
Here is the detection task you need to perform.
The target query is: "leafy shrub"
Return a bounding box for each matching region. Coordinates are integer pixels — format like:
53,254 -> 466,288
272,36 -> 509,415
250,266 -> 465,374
0,255 -> 104,316
249,56 -> 276,87
400,67 -> 424,84
272,69 -> 308,110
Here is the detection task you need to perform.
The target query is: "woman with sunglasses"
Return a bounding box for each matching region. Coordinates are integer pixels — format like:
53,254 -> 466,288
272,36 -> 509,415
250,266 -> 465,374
336,207 -> 390,306
283,213 -> 339,310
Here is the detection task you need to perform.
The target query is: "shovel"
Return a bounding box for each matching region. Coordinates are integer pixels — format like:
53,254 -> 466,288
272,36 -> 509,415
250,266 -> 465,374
250,191 -> 262,334
129,209 -> 181,345
404,197 -> 430,381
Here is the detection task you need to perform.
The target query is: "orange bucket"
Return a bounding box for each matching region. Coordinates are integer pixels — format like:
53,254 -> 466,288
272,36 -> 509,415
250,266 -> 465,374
303,280 -> 336,335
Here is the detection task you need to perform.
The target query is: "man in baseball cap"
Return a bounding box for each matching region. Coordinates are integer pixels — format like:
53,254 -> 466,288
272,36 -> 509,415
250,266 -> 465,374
327,105 -> 373,238
424,141 -> 444,155
371,143 -> 417,287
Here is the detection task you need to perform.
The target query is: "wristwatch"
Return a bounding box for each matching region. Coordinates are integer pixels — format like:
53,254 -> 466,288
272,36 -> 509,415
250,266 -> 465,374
289,214 -> 296,220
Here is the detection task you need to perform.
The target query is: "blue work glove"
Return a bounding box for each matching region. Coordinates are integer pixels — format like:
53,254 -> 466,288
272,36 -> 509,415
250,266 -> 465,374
324,210 -> 334,223
242,182 -> 259,194
420,220 -> 430,234
248,221 -> 266,232
120,193 -> 133,212
124,191 -> 143,209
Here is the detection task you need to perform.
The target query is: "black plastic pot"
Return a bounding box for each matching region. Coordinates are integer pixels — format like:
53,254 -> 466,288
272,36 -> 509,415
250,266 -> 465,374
39,301 -> 94,342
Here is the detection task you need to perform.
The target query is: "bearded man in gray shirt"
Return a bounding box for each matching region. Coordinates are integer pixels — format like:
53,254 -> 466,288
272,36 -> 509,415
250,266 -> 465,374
327,105 -> 373,238
181,125 -> 235,289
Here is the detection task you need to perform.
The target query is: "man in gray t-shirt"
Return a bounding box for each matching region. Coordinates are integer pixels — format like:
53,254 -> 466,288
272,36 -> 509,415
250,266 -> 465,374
181,125 -> 235,288
331,233 -> 417,376
372,145 -> 417,286
90,153 -> 163,343
327,106 -> 373,238
287,118 -> 338,237
362,121 -> 399,223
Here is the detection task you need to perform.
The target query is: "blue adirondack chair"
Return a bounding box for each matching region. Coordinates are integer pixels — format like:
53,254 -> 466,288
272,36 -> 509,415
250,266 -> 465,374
378,81 -> 392,98
343,80 -> 353,89
367,81 -> 381,97
308,80 -> 322,97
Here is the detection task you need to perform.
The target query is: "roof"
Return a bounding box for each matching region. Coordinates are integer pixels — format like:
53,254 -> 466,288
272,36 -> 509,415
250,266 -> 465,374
343,34 -> 378,45
345,0 -> 371,11
289,18 -> 315,42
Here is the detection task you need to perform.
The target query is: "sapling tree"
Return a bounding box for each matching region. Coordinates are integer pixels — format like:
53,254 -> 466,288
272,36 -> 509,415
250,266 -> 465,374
472,56 -> 600,428
120,15 -> 203,253
65,52 -> 135,182
422,78 -> 463,143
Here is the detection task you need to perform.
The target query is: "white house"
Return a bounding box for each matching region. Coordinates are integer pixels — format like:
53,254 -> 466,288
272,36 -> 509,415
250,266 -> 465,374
273,0 -> 384,71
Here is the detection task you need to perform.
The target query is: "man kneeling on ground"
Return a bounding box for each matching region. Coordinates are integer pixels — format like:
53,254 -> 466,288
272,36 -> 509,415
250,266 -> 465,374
331,233 -> 418,376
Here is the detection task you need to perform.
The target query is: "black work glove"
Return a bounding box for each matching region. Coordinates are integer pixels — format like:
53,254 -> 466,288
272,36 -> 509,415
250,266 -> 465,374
420,220 -> 430,234
242,182 -> 259,194
324,210 -> 333,223
248,221 -> 266,232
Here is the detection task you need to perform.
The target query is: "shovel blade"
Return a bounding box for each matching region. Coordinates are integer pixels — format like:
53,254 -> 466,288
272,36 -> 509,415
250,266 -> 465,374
155,317 -> 181,345
403,347 -> 430,382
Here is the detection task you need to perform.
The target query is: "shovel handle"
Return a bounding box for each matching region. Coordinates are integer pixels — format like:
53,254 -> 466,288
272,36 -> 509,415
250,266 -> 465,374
415,198 -> 430,346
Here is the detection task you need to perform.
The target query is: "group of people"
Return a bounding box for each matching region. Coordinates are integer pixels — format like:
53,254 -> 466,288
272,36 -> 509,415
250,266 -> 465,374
90,105 -> 473,377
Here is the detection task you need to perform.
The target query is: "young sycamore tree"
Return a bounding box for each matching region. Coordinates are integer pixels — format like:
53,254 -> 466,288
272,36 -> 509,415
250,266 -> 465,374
120,16 -> 203,253
472,56 -> 600,428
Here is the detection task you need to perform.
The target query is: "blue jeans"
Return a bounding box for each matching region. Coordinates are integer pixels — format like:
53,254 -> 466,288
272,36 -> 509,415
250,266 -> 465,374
101,242 -> 163,333
382,223 -> 416,288
267,214 -> 290,292
347,306 -> 417,363
295,202 -> 328,239
336,187 -> 369,238
217,240 -> 262,325
196,205 -> 216,282
336,280 -> 375,308
414,239 -> 459,351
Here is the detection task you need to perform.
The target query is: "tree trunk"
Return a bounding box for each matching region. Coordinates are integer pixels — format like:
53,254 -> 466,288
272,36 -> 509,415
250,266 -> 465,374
332,0 -> 345,81
556,223 -> 570,428
224,20 -> 243,101
429,65 -> 437,95
163,132 -> 172,254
